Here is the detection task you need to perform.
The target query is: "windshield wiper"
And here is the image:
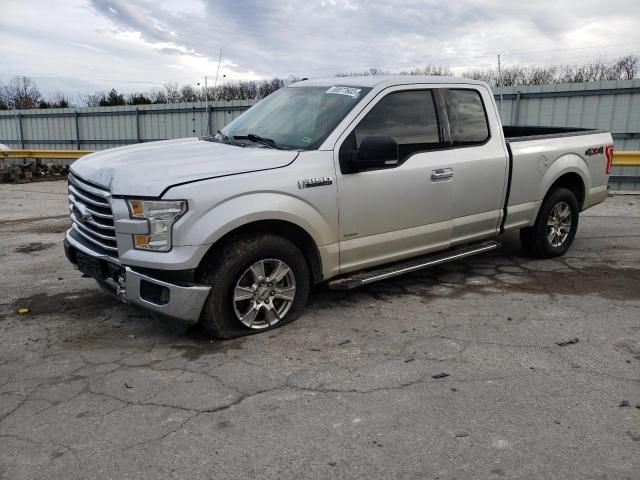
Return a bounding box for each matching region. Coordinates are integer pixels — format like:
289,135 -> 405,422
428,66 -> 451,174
200,131 -> 246,147
234,133 -> 285,150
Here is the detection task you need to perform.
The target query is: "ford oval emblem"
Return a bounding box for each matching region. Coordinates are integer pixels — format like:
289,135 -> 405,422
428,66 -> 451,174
75,203 -> 93,222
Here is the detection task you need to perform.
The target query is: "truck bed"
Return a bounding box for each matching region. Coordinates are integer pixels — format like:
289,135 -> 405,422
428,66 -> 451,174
502,127 -> 612,233
503,125 -> 607,142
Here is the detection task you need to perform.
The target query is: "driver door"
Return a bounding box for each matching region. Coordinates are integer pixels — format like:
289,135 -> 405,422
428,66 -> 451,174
334,87 -> 454,273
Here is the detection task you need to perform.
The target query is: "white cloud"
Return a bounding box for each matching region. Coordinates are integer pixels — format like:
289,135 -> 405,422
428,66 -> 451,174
1,0 -> 639,97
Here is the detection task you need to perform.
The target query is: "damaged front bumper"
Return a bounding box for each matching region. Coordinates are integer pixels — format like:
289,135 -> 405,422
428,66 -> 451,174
64,229 -> 211,325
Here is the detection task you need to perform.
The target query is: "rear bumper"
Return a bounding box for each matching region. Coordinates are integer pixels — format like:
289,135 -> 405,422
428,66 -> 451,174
64,229 -> 210,325
583,184 -> 608,211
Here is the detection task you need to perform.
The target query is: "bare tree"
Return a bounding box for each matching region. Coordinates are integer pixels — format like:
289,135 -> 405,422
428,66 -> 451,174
559,60 -> 609,83
336,67 -> 391,77
3,76 -> 41,109
179,84 -> 199,102
613,55 -> 639,80
256,77 -> 289,99
500,66 -> 526,86
163,83 -> 181,103
0,81 -> 8,110
463,69 -> 495,84
398,65 -> 452,76
207,76 -> 295,101
7,54 -> 637,110
526,66 -> 557,85
463,55 -> 638,86
148,89 -> 168,104
338,65 -> 450,77
84,92 -> 104,107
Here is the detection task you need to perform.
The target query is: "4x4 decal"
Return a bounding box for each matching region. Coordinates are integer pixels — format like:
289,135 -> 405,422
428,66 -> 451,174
585,146 -> 604,156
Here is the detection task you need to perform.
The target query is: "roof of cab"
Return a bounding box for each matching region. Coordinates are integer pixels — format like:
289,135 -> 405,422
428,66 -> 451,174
289,75 -> 487,89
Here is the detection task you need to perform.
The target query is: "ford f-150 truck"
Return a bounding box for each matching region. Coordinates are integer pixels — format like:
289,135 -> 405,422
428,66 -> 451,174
64,76 -> 614,338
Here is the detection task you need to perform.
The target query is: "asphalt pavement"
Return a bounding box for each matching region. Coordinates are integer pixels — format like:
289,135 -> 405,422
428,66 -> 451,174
0,180 -> 638,480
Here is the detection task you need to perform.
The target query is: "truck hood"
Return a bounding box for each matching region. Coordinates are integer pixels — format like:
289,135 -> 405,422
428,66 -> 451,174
70,138 -> 298,197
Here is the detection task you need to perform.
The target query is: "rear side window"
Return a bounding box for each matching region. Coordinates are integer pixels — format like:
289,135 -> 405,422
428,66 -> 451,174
446,89 -> 489,145
354,90 -> 441,161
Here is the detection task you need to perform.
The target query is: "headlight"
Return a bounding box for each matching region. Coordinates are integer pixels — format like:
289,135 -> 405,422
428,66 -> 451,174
127,199 -> 187,251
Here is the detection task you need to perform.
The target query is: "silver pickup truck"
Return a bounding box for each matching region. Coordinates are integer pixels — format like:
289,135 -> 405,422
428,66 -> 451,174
64,76 -> 613,338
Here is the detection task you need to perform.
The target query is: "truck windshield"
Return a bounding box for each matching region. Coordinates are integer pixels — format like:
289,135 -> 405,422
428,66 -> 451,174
221,86 -> 370,150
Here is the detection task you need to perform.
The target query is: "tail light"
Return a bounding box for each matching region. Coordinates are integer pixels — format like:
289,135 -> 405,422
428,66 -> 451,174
605,144 -> 614,174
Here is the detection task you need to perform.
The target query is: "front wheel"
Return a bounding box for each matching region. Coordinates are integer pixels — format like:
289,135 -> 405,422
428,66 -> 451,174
197,234 -> 310,339
520,187 -> 579,258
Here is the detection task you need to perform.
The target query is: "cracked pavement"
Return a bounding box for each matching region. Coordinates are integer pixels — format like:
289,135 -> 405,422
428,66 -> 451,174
0,181 -> 639,479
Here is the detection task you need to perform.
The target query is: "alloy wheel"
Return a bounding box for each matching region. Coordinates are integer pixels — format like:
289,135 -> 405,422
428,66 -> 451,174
546,201 -> 572,247
232,258 -> 297,329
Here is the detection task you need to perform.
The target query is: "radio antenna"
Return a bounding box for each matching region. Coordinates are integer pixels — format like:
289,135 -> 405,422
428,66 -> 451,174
206,48 -> 223,136
214,48 -> 223,88
498,54 -> 503,116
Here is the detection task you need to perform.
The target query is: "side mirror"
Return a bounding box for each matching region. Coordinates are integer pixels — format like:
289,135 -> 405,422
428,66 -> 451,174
340,135 -> 399,172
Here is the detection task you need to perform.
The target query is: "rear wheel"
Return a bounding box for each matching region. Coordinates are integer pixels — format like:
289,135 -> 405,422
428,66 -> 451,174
520,187 -> 579,258
198,233 -> 310,339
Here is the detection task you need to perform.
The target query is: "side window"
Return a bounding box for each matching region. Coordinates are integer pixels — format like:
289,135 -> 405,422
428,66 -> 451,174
446,89 -> 490,145
354,90 -> 441,161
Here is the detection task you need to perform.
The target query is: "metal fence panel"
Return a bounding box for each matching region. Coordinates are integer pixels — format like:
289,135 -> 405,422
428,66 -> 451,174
0,81 -> 638,188
2,81 -> 639,151
492,79 -> 640,189
0,100 -> 257,153
494,79 -> 640,151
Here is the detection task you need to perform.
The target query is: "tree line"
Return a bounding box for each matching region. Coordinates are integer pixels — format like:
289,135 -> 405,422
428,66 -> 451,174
464,55 -> 639,86
0,76 -> 73,110
1,55 -> 637,110
337,55 -> 639,86
81,77 -> 294,107
0,76 -> 296,110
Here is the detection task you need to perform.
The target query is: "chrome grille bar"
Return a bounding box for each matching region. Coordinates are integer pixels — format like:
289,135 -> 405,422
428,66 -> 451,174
71,213 -> 117,240
68,204 -> 114,229
68,173 -> 118,256
68,174 -> 110,199
68,184 -> 110,208
71,224 -> 118,252
68,195 -> 113,219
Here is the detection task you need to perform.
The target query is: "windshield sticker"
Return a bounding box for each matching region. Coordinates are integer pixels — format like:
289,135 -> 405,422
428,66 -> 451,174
302,137 -> 312,144
326,86 -> 362,98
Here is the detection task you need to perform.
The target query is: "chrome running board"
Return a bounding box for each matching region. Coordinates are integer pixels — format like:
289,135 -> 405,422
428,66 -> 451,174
327,240 -> 501,290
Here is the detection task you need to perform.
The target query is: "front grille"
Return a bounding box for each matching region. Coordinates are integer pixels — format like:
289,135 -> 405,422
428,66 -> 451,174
68,173 -> 118,256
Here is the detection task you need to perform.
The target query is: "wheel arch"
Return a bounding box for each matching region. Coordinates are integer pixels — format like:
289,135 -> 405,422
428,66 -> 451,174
547,172 -> 586,209
198,219 -> 324,284
539,153 -> 590,210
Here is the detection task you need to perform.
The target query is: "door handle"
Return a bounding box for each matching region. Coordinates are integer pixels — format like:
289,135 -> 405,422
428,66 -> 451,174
431,168 -> 454,181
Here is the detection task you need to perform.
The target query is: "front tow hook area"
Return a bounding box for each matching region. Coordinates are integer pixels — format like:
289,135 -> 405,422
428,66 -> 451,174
101,267 -> 211,325
116,273 -> 127,303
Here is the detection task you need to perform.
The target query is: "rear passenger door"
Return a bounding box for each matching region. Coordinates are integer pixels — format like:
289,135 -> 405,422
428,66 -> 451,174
437,88 -> 509,245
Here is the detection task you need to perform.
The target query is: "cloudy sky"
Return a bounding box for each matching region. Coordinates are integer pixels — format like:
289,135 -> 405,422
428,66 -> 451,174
1,0 -> 639,97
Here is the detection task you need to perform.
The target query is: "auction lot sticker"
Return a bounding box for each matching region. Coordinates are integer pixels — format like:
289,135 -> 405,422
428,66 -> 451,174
326,86 -> 362,97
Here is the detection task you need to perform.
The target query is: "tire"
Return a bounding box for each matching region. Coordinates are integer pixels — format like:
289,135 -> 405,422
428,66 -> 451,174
197,233 -> 310,339
520,187 -> 579,258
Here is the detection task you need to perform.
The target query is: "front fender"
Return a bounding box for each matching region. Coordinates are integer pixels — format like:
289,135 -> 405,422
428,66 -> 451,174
181,191 -> 336,249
